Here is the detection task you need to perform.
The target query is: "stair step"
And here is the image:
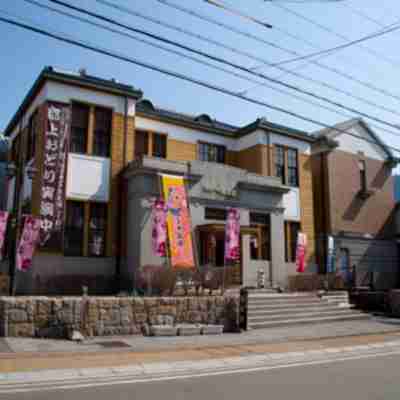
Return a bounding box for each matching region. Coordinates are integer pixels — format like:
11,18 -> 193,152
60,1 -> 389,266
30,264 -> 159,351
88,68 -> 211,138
248,313 -> 369,329
248,304 -> 352,317
247,300 -> 328,309
248,309 -> 357,323
248,293 -> 318,300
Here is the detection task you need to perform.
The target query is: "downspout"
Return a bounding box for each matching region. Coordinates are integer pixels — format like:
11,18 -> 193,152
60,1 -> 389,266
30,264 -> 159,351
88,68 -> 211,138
266,131 -> 274,288
116,97 -> 128,291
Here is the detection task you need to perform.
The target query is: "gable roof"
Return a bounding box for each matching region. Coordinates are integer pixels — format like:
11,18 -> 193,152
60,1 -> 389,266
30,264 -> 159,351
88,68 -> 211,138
314,118 -> 394,160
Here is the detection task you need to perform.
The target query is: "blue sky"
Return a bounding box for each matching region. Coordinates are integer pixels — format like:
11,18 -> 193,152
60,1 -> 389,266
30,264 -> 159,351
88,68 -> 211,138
1,0 -> 400,160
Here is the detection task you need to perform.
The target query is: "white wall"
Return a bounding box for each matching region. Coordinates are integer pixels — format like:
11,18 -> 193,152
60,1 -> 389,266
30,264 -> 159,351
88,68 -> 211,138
283,188 -> 301,222
269,132 -> 311,155
334,125 -> 387,161
66,154 -> 110,202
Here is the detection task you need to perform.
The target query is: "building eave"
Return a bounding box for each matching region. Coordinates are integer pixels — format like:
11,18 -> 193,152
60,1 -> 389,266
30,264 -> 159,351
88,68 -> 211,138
4,67 -> 143,137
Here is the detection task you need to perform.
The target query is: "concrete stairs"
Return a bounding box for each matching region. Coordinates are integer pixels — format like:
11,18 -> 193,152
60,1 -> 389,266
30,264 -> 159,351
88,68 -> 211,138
246,291 -> 369,329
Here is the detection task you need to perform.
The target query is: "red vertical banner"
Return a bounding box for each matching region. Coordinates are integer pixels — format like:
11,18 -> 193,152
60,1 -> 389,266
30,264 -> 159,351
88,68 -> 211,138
17,215 -> 41,272
296,232 -> 307,273
151,198 -> 167,257
0,211 -> 9,261
224,208 -> 240,263
39,103 -> 70,248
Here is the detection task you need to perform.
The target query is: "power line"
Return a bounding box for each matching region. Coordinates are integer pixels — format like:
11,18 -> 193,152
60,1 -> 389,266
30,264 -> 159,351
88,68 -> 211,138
95,0 -> 400,120
1,13 -> 400,155
47,0 -> 400,133
270,2 -> 400,69
22,0 -> 400,140
152,0 -> 400,112
204,0 -> 273,29
270,22 -> 400,67
341,3 -> 388,28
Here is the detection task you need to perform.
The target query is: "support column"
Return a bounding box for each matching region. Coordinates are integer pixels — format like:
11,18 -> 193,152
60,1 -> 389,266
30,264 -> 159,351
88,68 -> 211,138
270,211 -> 286,288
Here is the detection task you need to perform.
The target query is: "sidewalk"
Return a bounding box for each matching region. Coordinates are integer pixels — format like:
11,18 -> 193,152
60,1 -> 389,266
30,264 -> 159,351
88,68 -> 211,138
1,317 -> 400,373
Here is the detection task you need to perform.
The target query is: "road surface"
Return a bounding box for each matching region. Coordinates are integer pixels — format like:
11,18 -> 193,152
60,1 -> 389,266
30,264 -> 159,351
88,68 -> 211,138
2,349 -> 400,400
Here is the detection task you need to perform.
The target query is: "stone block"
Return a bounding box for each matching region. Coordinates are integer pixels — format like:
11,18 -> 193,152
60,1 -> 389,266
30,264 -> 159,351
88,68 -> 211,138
8,310 -> 28,323
177,324 -> 202,336
8,323 -> 34,337
201,325 -> 223,335
149,325 -> 177,337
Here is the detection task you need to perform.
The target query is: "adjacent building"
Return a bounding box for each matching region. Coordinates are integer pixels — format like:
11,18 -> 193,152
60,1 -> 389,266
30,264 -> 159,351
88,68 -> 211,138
3,67 -> 318,294
0,135 -> 7,211
312,118 -> 399,290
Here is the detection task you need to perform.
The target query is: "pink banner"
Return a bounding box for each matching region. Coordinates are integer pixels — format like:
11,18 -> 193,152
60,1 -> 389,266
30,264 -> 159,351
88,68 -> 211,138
0,211 -> 9,261
17,215 -> 41,272
296,232 -> 307,273
225,208 -> 240,262
151,198 -> 167,257
39,103 -> 70,247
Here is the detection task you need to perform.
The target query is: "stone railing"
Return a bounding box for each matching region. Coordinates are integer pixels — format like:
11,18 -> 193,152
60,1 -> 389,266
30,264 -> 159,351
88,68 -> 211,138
0,295 -> 240,338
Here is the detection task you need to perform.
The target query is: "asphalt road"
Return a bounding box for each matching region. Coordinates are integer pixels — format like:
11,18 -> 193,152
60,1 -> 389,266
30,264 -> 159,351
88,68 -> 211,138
3,352 -> 400,400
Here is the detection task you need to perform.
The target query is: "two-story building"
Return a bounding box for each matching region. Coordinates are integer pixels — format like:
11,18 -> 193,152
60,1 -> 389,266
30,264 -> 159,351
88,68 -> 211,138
4,67 -> 317,294
312,118 -> 399,290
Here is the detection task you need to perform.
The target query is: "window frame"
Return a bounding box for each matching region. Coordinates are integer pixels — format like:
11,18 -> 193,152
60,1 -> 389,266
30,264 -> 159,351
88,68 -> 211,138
70,102 -> 90,154
198,141 -> 226,164
92,106 -> 112,158
26,109 -> 39,162
250,213 -> 271,261
358,159 -> 367,193
152,132 -> 167,159
64,201 -> 85,257
274,145 -> 299,188
285,221 -> 301,263
88,202 -> 107,257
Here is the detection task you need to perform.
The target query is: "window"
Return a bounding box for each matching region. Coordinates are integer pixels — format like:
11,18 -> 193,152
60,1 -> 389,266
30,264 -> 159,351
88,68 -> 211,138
64,201 -> 84,256
285,221 -> 301,262
64,201 -> 108,257
205,208 -> 227,220
70,103 -> 89,153
359,160 -> 367,193
250,213 -> 270,261
274,146 -> 299,187
275,145 -> 285,184
89,203 -> 107,257
152,133 -> 167,158
198,142 -> 226,163
26,111 -> 38,161
287,148 -> 298,187
135,130 -> 149,159
93,107 -> 112,157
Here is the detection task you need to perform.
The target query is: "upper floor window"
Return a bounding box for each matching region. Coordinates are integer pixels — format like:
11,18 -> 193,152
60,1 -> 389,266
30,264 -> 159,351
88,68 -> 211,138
70,103 -> 89,154
198,142 -> 226,163
275,145 -> 285,184
152,133 -> 167,158
93,107 -> 112,157
135,130 -> 149,159
135,130 -> 167,159
274,145 -> 299,187
287,148 -> 299,187
358,159 -> 367,193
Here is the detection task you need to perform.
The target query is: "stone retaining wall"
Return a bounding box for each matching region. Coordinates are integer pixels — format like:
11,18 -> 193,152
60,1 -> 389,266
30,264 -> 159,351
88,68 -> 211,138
0,295 -> 240,338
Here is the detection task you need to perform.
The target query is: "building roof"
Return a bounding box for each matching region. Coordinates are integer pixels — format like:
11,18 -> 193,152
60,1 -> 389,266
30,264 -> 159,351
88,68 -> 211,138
313,118 -> 395,160
4,66 -> 143,137
136,99 -> 238,137
5,67 -> 315,143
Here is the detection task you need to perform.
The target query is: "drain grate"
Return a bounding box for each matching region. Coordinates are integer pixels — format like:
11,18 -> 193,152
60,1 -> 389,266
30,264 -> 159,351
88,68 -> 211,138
97,341 -> 131,348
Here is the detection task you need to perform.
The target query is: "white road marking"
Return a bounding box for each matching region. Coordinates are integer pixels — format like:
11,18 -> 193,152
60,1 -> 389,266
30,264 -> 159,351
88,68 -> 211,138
1,348 -> 400,394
